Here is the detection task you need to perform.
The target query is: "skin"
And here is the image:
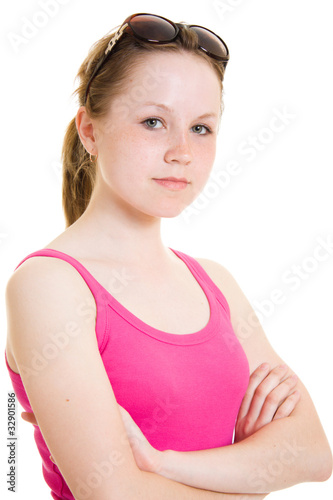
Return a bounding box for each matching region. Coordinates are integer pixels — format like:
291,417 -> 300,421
6,51 -> 332,500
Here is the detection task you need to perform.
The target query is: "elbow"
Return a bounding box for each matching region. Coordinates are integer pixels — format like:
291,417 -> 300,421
72,466 -> 144,500
316,447 -> 333,482
308,440 -> 333,483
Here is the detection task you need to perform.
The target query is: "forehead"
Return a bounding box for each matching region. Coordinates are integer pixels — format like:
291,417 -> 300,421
111,51 -> 222,115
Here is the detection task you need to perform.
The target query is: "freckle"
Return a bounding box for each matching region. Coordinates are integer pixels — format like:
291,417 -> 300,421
66,399 -> 70,402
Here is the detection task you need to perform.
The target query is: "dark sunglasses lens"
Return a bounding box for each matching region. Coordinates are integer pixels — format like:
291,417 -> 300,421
191,26 -> 229,60
129,14 -> 177,42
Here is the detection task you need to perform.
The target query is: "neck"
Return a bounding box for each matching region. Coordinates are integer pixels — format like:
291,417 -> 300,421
66,188 -> 169,266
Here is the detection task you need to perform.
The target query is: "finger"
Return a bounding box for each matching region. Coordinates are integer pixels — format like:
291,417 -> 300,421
118,405 -> 131,422
118,406 -> 139,435
256,373 -> 299,425
49,455 -> 56,465
245,364 -> 289,422
237,363 -> 270,420
118,406 -> 146,449
21,411 -> 38,425
273,390 -> 301,420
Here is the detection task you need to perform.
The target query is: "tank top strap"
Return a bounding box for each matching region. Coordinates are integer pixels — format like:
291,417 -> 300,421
170,248 -> 231,319
14,249 -> 110,353
14,248 -> 108,297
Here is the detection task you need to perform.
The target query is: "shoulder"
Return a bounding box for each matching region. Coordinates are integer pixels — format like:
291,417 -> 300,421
5,256 -> 96,353
194,256 -> 259,323
6,254 -> 93,302
194,257 -> 244,305
195,257 -> 286,371
195,257 -> 233,284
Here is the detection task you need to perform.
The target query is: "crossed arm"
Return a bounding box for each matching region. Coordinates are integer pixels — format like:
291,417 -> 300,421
8,257 -> 332,499
116,364 -> 313,494
22,362 -> 299,498
110,261 -> 333,495
164,257 -> 332,494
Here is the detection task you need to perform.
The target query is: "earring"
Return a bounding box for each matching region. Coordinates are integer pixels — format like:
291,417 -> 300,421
89,153 -> 98,162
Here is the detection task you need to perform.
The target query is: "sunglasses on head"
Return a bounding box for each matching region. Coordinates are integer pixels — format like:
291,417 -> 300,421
84,12 -> 230,104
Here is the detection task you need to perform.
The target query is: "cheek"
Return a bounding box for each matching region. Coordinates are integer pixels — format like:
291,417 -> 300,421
193,141 -> 216,176
99,139 -> 151,190
187,145 -> 216,197
106,128 -> 158,166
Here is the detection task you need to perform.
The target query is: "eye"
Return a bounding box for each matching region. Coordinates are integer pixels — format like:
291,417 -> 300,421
192,124 -> 212,135
143,118 -> 163,129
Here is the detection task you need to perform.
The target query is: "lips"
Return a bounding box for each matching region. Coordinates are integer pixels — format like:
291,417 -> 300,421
153,177 -> 190,191
156,177 -> 189,183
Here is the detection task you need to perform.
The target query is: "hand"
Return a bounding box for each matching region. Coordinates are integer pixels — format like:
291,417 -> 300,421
235,363 -> 300,443
118,405 -> 163,473
21,411 -> 38,425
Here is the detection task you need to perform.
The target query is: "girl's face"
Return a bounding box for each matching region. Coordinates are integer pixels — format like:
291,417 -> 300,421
92,51 -> 222,218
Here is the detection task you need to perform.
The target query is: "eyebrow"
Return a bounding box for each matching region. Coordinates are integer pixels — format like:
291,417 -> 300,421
140,102 -> 218,120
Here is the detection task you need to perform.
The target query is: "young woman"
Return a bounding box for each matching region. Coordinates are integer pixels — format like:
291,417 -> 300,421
5,12 -> 332,500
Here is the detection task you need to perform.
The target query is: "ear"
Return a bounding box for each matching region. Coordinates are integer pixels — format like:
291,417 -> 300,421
75,106 -> 98,155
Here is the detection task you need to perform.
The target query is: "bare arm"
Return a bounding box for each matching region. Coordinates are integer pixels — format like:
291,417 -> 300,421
5,257 -> 268,500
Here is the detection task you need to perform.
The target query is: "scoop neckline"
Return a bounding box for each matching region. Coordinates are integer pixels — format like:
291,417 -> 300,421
24,247 -> 220,345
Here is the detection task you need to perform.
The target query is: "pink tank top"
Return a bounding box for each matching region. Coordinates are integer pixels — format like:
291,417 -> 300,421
5,248 -> 249,500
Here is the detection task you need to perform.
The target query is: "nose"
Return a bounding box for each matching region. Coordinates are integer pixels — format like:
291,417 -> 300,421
164,130 -> 192,165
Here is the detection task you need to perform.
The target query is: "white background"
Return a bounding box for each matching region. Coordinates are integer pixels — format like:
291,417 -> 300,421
1,0 -> 332,498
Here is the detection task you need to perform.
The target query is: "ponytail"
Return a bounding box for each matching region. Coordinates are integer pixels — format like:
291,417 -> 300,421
61,117 -> 96,228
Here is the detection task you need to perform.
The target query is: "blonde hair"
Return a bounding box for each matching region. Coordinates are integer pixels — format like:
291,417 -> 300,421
61,23 -> 226,227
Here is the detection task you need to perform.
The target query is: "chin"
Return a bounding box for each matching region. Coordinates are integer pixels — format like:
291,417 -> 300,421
148,203 -> 190,219
131,194 -> 197,219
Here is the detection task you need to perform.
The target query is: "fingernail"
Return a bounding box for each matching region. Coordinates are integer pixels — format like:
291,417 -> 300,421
260,363 -> 269,370
291,374 -> 298,381
279,364 -> 288,370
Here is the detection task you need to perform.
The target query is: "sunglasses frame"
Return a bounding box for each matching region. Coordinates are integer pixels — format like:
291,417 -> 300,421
84,13 -> 229,104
